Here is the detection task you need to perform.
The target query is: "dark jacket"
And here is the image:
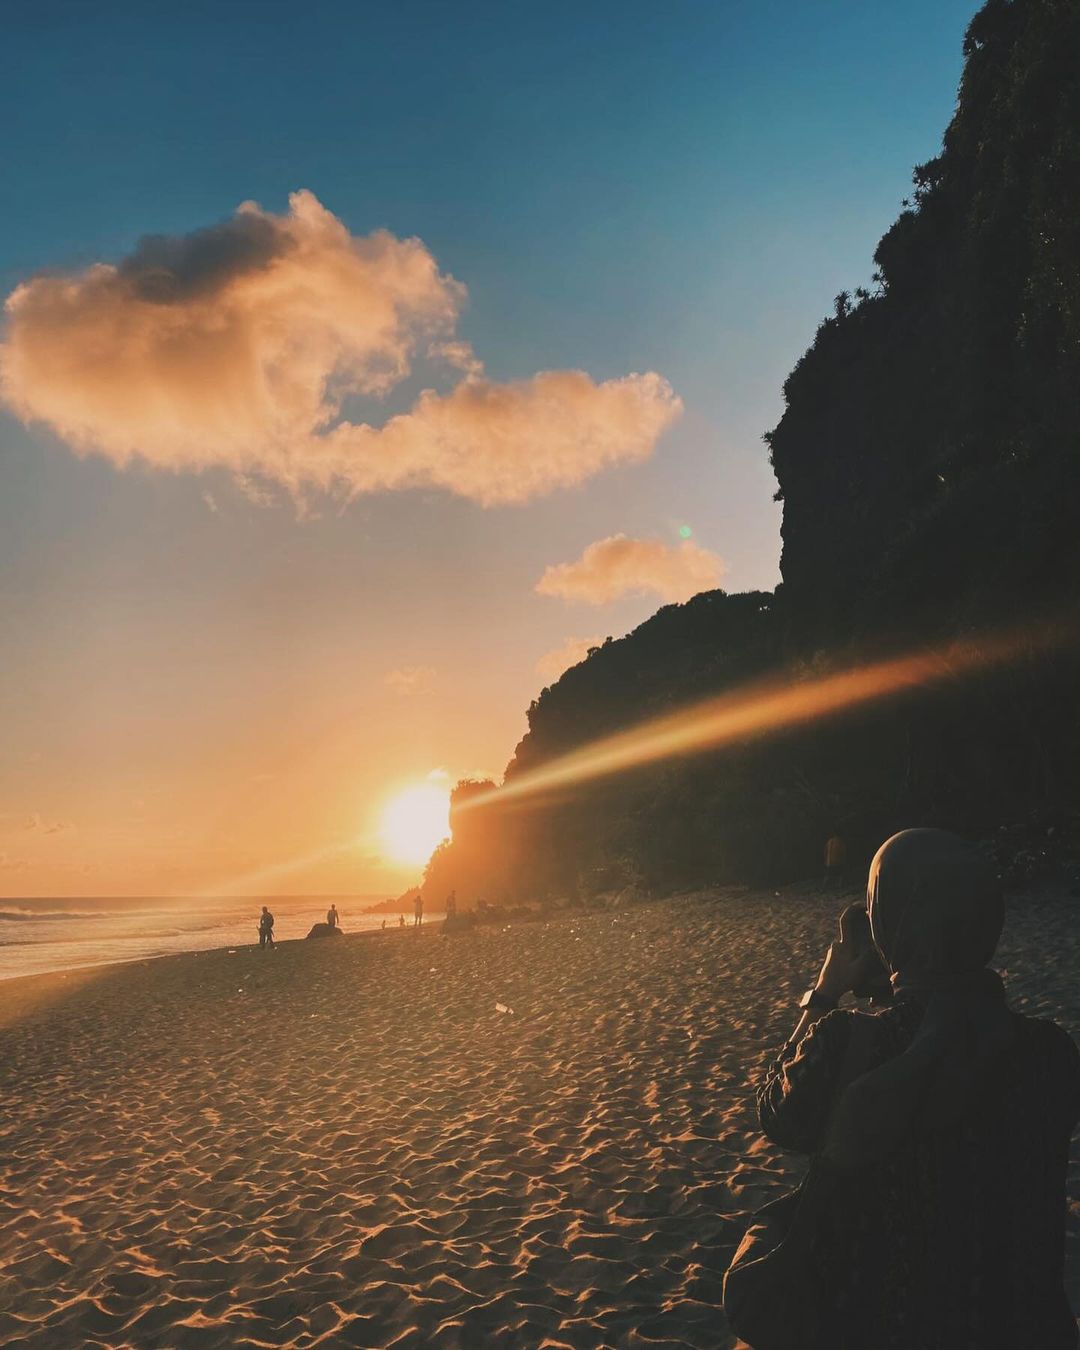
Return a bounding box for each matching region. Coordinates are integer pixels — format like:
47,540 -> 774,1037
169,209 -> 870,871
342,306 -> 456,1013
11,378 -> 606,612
757,1000 -> 1080,1349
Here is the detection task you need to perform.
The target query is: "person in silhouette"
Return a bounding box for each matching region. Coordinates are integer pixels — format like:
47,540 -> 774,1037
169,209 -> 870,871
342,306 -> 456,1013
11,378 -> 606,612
822,832 -> 847,890
326,902 -> 339,930
755,828 -> 1079,1347
414,891 -> 424,928
258,905 -> 275,949
399,914 -> 406,928
445,889 -> 458,922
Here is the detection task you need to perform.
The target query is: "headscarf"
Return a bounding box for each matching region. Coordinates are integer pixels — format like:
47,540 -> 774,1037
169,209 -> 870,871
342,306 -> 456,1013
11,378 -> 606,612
823,828 -> 1016,1169
867,827 -> 1003,987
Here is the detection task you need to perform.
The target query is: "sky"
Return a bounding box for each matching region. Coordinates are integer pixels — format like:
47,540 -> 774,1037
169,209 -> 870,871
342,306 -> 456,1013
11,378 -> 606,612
0,0 -> 978,897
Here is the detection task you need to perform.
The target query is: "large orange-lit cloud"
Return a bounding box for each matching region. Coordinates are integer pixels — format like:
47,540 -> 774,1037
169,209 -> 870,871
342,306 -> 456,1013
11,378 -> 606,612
0,191 -> 681,505
536,534 -> 725,605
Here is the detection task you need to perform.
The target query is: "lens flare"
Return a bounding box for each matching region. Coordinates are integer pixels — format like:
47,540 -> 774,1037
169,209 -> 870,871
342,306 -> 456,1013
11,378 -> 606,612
459,620 -> 1074,815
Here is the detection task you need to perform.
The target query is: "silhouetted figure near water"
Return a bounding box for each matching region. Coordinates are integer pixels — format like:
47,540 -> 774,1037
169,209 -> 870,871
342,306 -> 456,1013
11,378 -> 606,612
445,889 -> 457,922
414,892 -> 424,928
326,903 -> 339,929
727,828 -> 1080,1349
258,905 -> 275,949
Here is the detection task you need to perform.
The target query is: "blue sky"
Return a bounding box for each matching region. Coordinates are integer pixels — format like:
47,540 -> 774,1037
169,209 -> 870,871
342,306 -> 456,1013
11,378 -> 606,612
0,0 -> 979,894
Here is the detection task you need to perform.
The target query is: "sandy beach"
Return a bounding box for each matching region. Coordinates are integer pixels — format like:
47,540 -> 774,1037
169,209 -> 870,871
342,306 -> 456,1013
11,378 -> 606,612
0,888 -> 1077,1348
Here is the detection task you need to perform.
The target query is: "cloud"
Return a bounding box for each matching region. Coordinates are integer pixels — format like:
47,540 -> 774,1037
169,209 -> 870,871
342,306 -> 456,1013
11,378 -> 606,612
25,813 -> 70,834
320,369 -> 678,507
1,191 -> 681,506
536,534 -> 726,605
384,665 -> 437,696
536,636 -> 605,683
234,474 -> 278,509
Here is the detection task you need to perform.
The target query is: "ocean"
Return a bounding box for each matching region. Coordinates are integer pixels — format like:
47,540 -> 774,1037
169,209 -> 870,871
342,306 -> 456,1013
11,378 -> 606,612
0,895 -> 402,981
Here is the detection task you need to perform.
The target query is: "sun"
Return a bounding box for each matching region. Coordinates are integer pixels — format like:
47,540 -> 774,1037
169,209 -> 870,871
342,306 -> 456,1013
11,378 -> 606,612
379,782 -> 451,866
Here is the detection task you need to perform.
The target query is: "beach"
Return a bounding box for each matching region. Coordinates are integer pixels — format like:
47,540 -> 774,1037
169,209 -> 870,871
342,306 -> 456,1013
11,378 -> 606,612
0,888 -> 1077,1348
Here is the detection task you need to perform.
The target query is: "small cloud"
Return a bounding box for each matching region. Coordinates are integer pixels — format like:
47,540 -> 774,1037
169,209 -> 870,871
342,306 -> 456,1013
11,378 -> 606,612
384,666 -> 437,696
0,852 -> 28,871
536,534 -> 725,606
430,339 -> 484,377
536,636 -> 605,683
234,474 -> 278,509
201,489 -> 220,514
25,813 -> 70,834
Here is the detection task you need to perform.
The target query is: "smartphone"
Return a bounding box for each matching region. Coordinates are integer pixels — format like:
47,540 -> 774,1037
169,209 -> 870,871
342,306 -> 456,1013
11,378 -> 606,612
838,903 -> 891,1001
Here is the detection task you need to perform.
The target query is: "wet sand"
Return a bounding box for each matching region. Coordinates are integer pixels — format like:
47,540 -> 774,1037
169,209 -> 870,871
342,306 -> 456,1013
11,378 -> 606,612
0,888 -> 1077,1347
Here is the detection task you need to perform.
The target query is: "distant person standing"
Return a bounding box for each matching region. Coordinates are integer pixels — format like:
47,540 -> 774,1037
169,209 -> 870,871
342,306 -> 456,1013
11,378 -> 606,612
824,833 -> 847,890
445,890 -> 458,922
399,914 -> 406,928
414,892 -> 424,928
327,902 -> 339,930
258,905 -> 275,949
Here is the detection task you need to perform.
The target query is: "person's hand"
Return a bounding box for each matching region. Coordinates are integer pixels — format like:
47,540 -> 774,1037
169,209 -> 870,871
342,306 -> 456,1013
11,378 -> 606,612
814,939 -> 878,1002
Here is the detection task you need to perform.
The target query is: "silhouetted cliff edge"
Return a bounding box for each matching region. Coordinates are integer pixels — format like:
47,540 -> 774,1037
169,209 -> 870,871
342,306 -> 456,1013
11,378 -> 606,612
426,0 -> 1080,902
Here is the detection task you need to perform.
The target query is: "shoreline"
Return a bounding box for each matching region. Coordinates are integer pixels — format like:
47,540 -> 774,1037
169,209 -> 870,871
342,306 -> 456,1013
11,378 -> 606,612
0,874 -> 1069,992
0,904 -> 445,988
0,910 -> 446,995
0,875 -> 1071,1000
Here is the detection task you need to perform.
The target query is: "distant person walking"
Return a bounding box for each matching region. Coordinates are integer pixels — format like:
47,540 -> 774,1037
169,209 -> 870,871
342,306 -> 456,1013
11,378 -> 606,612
258,905 -> 275,949
414,892 -> 424,928
326,902 -> 339,930
726,828 -> 1080,1349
